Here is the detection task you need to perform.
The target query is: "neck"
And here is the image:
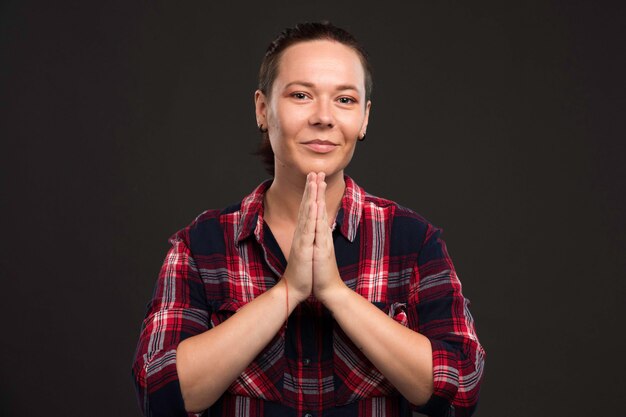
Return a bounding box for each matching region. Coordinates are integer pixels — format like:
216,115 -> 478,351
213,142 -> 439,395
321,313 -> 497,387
265,170 -> 346,226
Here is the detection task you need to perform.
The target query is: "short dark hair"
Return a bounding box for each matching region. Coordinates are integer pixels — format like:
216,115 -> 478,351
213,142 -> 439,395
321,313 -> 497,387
255,21 -> 373,176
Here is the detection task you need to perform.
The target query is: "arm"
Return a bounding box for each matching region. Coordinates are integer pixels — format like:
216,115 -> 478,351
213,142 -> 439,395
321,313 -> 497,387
132,176 -> 321,415
132,235 -> 300,415
320,285 -> 435,405
176,276 -> 299,412
168,176 -> 319,413
312,177 -> 433,405
132,236 -> 310,415
313,176 -> 485,416
407,227 -> 485,416
131,237 -> 210,417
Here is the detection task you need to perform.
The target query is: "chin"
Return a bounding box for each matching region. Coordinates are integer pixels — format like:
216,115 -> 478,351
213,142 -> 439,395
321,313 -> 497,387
303,162 -> 349,179
298,158 -> 335,174
276,155 -> 350,179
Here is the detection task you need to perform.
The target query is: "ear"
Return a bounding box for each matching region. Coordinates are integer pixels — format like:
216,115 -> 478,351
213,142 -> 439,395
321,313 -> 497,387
254,90 -> 268,127
359,100 -> 371,139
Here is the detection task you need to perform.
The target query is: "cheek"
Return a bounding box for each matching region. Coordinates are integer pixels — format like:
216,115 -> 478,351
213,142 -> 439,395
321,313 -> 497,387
269,104 -> 291,132
276,108 -> 310,138
268,110 -> 296,154
266,107 -> 281,133
340,113 -> 366,135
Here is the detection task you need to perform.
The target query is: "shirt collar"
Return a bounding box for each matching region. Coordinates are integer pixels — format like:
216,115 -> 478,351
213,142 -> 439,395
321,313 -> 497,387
236,175 -> 364,245
335,175 -> 363,242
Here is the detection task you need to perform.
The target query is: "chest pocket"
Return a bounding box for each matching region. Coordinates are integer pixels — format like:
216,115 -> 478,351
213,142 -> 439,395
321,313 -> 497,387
332,301 -> 408,406
210,300 -> 285,402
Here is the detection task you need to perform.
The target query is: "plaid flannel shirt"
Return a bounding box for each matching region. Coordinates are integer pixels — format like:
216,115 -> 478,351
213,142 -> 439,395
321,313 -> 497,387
132,176 -> 485,417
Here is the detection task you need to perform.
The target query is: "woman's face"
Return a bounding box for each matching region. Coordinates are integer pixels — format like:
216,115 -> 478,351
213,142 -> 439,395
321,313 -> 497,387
255,40 -> 371,180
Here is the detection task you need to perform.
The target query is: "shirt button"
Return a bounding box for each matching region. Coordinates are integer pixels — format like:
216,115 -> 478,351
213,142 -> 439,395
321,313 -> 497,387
304,413 -> 313,417
302,358 -> 311,366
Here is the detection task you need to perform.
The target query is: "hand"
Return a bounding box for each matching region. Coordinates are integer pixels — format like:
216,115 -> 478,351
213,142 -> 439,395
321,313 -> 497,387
311,173 -> 346,305
281,173 -> 317,303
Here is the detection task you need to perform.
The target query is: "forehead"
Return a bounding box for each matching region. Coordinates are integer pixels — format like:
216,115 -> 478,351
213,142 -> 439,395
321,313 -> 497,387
274,40 -> 365,90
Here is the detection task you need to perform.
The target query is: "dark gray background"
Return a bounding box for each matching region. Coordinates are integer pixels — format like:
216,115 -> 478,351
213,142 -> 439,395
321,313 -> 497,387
1,1 -> 624,416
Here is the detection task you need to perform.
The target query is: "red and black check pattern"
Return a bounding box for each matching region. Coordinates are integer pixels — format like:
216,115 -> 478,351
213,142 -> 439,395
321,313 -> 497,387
132,176 -> 485,417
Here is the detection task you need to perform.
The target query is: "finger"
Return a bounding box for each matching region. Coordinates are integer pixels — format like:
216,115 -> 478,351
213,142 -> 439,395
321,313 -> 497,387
305,175 -> 318,236
294,174 -> 310,228
316,179 -> 329,239
309,173 -> 318,204
297,174 -> 317,240
316,172 -> 326,215
299,173 -> 313,211
317,179 -> 327,222
294,174 -> 314,238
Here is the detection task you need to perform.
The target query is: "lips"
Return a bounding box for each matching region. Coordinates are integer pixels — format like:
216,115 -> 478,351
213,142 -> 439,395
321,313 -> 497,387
301,139 -> 338,153
303,139 -> 337,145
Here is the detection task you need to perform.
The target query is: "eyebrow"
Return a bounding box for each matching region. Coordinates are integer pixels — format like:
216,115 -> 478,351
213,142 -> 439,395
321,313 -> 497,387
283,81 -> 360,93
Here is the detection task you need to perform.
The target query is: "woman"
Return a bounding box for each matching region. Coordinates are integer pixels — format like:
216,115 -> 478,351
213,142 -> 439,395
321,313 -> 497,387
132,22 -> 485,417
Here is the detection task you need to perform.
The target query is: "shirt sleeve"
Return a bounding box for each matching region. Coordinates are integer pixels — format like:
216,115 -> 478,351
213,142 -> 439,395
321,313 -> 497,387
132,235 -> 211,417
409,226 -> 486,417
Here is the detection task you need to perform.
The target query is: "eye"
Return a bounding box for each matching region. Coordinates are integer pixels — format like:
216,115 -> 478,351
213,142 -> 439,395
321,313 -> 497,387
338,96 -> 356,105
291,92 -> 308,100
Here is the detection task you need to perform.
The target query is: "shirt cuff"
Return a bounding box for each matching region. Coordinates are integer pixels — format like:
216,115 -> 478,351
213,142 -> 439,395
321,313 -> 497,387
138,347 -> 202,417
412,339 -> 459,416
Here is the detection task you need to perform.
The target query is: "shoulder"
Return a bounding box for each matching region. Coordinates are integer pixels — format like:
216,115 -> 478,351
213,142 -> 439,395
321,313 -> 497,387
362,191 -> 440,254
166,179 -> 271,254
168,202 -> 243,255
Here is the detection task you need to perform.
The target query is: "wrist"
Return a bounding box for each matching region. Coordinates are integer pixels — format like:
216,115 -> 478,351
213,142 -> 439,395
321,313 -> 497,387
279,274 -> 309,306
316,278 -> 350,309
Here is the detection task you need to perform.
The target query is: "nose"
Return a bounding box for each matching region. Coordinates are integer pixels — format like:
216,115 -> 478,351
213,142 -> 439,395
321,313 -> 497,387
309,99 -> 334,128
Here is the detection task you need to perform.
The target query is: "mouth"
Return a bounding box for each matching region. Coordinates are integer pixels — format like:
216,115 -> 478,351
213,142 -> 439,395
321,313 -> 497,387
301,139 -> 338,153
303,139 -> 337,145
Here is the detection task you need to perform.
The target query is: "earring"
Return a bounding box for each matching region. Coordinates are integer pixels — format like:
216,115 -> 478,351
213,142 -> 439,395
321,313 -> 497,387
258,124 -> 268,133
358,131 -> 366,141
